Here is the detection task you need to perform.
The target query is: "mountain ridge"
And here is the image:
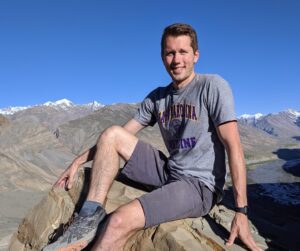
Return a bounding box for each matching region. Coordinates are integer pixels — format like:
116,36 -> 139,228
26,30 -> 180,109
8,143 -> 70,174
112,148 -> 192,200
0,99 -> 105,132
239,109 -> 300,142
0,99 -> 104,115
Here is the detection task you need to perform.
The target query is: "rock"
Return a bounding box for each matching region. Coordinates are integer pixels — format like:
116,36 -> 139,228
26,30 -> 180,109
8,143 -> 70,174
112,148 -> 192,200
8,168 -> 268,251
0,115 -> 10,136
8,169 -> 87,251
283,159 -> 300,176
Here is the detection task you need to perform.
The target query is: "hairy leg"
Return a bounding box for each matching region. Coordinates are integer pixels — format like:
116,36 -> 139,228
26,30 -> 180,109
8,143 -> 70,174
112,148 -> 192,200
91,199 -> 145,251
86,125 -> 138,204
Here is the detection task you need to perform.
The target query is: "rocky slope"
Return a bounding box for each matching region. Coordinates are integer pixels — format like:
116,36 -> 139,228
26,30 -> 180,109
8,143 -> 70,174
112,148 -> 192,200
0,115 -> 10,136
0,116 -> 74,192
238,123 -> 280,162
240,109 -> 300,142
57,103 -> 166,155
8,168 -> 268,251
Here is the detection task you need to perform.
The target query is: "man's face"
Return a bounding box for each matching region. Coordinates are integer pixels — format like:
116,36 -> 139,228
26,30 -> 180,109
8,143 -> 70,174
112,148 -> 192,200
162,35 -> 199,86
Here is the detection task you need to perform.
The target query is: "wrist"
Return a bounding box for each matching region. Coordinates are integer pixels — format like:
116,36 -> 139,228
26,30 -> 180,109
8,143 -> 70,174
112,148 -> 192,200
234,205 -> 248,215
72,157 -> 82,168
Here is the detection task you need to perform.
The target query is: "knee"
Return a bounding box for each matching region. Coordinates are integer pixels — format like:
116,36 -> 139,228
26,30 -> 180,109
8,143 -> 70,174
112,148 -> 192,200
105,201 -> 145,237
106,211 -> 126,232
97,125 -> 123,145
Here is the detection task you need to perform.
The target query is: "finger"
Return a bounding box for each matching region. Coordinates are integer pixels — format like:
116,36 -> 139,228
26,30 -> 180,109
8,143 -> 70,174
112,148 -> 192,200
67,172 -> 75,190
55,175 -> 69,188
237,228 -> 264,251
226,229 -> 237,246
54,178 -> 63,187
54,180 -> 64,188
65,180 -> 69,190
243,236 -> 263,251
54,175 -> 65,186
59,180 -> 67,188
53,180 -> 61,188
54,173 -> 65,185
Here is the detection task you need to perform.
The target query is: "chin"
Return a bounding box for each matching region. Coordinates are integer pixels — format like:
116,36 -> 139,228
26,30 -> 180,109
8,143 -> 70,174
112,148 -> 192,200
172,75 -> 187,83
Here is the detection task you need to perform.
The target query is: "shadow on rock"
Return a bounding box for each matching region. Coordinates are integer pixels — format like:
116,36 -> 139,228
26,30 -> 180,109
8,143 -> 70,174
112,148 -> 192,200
273,148 -> 300,161
221,183 -> 300,251
273,148 -> 300,177
282,159 -> 300,177
295,117 -> 300,128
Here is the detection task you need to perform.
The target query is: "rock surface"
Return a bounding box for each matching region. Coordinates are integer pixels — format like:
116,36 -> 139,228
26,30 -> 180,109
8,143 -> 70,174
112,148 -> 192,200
8,168 -> 267,251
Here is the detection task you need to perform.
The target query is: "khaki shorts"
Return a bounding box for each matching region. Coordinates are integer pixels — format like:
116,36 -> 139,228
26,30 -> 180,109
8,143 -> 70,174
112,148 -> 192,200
121,140 -> 215,228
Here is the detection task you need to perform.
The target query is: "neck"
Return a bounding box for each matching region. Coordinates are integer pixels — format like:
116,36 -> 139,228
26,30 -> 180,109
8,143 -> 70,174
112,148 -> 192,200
172,72 -> 196,89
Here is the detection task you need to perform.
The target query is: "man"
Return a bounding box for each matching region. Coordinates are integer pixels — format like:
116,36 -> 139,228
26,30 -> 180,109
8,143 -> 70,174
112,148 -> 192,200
44,23 -> 262,251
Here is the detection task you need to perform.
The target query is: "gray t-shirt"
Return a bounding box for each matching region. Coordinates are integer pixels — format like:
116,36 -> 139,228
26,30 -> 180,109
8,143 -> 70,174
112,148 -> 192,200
134,74 -> 236,195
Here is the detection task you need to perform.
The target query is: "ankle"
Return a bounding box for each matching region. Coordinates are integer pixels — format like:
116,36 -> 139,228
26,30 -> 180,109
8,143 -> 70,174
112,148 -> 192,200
79,200 -> 103,216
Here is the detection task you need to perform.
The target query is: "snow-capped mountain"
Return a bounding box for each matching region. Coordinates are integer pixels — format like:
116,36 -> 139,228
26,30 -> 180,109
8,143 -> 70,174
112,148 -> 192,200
239,113 -> 264,125
239,109 -> 300,140
0,99 -> 105,131
43,99 -> 75,108
43,99 -> 103,111
0,105 -> 30,115
285,109 -> 300,123
239,113 -> 264,120
0,99 -> 104,115
240,109 -> 300,121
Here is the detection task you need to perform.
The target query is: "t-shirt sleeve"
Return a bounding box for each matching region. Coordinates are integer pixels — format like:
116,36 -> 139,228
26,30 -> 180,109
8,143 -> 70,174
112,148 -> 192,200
206,75 -> 237,126
134,90 -> 157,127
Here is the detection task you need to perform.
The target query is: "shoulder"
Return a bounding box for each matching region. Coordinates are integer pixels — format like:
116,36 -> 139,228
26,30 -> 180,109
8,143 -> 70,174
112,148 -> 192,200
196,74 -> 231,95
198,74 -> 229,87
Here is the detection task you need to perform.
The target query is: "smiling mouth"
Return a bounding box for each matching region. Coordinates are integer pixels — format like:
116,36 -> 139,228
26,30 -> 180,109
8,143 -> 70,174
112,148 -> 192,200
172,67 -> 184,74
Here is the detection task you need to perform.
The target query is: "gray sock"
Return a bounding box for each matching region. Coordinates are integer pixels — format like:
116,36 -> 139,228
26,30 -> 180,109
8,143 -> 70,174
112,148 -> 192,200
79,200 -> 102,217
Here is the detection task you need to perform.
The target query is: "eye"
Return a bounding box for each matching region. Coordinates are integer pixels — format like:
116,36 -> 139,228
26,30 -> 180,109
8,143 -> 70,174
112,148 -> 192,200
164,51 -> 175,57
179,50 -> 188,55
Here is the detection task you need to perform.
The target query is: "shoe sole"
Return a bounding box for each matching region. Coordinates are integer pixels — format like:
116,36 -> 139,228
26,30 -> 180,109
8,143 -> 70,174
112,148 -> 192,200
58,240 -> 88,251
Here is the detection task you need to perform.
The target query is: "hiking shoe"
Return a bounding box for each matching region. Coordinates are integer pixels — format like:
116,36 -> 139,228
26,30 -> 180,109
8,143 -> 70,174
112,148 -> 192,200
43,206 -> 106,251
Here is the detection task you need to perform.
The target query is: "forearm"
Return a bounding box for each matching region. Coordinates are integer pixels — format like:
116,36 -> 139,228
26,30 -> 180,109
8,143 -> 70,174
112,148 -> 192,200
74,145 -> 97,166
227,143 -> 247,207
216,121 -> 248,207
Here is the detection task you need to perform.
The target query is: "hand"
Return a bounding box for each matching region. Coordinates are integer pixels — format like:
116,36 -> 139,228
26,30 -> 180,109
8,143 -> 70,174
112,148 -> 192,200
54,160 -> 80,190
226,213 -> 263,251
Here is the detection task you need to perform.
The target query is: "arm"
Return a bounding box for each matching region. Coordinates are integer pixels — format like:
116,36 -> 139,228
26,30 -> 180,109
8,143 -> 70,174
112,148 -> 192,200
217,121 -> 247,207
55,119 -> 145,189
123,118 -> 145,135
216,121 -> 262,251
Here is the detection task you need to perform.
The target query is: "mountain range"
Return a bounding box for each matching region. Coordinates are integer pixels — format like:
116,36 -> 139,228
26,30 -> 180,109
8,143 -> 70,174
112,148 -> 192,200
239,109 -> 300,141
0,100 -> 300,247
0,99 -> 104,132
1,99 -> 300,140
0,99 -> 104,115
0,100 -> 300,190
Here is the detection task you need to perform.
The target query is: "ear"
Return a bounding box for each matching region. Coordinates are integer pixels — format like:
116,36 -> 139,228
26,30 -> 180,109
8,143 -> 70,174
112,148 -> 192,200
194,50 -> 200,63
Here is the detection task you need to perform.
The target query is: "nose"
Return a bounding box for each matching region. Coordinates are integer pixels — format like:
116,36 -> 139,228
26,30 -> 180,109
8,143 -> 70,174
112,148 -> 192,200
172,52 -> 181,64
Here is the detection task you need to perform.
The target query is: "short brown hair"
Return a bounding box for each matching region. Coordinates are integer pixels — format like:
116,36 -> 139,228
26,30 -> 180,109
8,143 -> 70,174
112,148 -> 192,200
161,23 -> 198,56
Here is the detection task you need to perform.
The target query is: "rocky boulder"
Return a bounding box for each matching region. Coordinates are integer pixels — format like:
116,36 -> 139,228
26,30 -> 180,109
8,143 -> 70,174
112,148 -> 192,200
9,168 -> 267,251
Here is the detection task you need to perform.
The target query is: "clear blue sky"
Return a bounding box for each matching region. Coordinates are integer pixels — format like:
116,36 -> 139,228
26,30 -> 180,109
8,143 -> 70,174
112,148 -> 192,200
0,0 -> 299,115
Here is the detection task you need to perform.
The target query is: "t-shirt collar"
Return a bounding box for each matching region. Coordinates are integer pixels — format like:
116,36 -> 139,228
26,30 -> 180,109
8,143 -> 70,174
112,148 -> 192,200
169,75 -> 197,94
